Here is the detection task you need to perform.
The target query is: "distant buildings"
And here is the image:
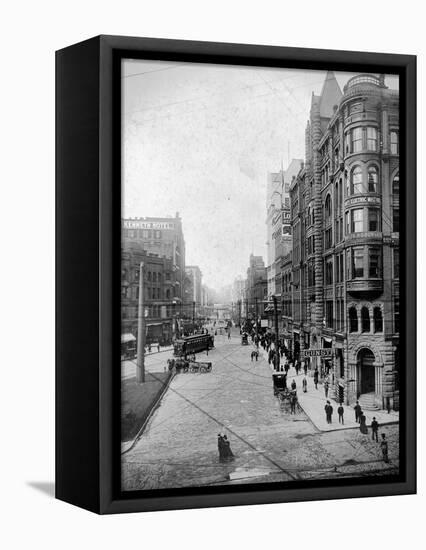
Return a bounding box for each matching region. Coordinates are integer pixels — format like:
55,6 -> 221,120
246,254 -> 267,320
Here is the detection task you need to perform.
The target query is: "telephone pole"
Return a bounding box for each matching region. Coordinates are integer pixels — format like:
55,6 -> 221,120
255,297 -> 259,338
273,295 -> 280,370
136,262 -> 145,383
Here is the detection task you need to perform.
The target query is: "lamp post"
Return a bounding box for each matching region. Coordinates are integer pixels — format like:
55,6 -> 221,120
136,262 -> 145,383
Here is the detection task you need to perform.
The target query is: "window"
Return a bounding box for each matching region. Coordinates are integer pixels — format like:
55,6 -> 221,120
394,299 -> 400,333
366,127 -> 378,151
368,209 -> 380,232
351,209 -> 364,233
390,131 -> 399,154
325,194 -> 332,222
352,127 -> 363,153
369,247 -> 381,278
368,166 -> 378,192
393,248 -> 400,279
142,229 -> 149,239
152,272 -> 157,283
147,271 -> 152,281
352,167 -> 363,194
361,306 -> 370,332
374,307 -> 383,332
352,247 -> 364,278
345,132 -> 351,154
349,307 -> 358,332
325,260 -> 333,285
326,301 -> 334,328
392,173 -> 399,197
324,227 -> 333,249
393,207 -> 400,232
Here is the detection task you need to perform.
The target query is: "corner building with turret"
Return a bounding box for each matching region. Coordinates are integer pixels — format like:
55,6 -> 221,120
288,72 -> 399,411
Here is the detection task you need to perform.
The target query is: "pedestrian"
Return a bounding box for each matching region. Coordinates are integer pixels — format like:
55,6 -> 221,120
359,411 -> 368,434
222,435 -> 235,461
228,330 -> 231,340
380,433 -> 389,463
291,379 -> 296,391
303,362 -> 308,376
324,380 -> 329,398
255,350 -> 259,361
371,417 -> 379,442
324,400 -> 333,424
290,394 -> 298,414
284,362 -> 289,375
313,369 -> 319,389
157,343 -> 160,352
354,400 -> 362,423
386,397 -> 391,414
337,403 -> 344,424
148,343 -> 152,353
302,377 -> 307,393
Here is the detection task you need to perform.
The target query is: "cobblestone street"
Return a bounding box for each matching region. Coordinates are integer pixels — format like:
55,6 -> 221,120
121,331 -> 399,490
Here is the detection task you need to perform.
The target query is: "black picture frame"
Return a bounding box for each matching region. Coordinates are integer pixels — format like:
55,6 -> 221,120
56,35 -> 416,514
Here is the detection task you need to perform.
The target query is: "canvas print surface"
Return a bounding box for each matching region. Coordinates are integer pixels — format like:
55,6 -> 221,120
120,59 -> 400,491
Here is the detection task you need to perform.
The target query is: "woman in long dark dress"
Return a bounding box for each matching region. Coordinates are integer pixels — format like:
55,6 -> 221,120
359,412 -> 368,434
222,435 -> 235,460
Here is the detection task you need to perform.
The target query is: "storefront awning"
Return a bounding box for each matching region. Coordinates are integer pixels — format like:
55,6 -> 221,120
264,305 -> 274,312
323,336 -> 333,343
146,321 -> 167,327
121,333 -> 136,343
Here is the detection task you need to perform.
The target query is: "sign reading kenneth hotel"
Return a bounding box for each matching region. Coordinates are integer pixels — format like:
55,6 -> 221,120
123,220 -> 175,230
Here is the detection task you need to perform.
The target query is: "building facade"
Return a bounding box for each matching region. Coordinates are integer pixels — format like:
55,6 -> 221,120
121,242 -> 177,345
246,254 -> 267,320
121,213 -> 186,344
289,72 -> 399,410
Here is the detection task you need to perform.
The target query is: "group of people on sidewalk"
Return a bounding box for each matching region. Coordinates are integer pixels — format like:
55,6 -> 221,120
322,399 -> 389,463
217,433 -> 235,462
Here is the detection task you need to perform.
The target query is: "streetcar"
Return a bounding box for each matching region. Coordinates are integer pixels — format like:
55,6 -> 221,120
173,333 -> 214,357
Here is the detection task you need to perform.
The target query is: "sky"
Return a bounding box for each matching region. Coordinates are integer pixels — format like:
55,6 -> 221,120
122,60 -> 398,291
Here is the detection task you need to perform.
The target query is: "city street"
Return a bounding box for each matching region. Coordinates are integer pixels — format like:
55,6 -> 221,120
121,330 -> 399,490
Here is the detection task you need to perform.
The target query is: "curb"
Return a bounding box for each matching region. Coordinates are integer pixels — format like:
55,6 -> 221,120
121,370 -> 176,455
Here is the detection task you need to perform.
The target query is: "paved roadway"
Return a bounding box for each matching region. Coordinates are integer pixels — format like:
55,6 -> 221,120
121,330 -> 399,491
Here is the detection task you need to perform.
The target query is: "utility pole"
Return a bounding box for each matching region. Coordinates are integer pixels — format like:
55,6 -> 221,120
255,297 -> 259,338
192,300 -> 195,329
136,262 -> 145,383
273,295 -> 280,370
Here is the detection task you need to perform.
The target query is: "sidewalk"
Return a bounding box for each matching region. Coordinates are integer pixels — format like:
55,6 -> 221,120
257,344 -> 399,432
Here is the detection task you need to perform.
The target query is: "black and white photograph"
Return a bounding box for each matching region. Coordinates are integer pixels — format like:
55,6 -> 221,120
120,60 -> 401,491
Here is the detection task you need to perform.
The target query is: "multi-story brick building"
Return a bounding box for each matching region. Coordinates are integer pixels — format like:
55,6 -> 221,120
289,72 -> 399,410
246,254 -> 267,320
121,213 -> 186,344
121,242 -> 177,345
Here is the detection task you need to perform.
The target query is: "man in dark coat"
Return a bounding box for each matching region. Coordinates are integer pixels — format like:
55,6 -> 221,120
337,403 -> 344,424
324,400 -> 333,424
313,369 -> 319,389
354,401 -> 362,423
291,379 -> 297,391
380,433 -> 389,463
371,417 -> 379,442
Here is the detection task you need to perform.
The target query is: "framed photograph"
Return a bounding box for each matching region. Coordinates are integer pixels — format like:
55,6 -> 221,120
56,35 -> 416,514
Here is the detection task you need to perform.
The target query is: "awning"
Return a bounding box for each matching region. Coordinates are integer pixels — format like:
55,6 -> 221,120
121,333 -> 136,343
146,321 -> 166,327
323,336 -> 333,343
293,329 -> 300,334
264,305 -> 274,312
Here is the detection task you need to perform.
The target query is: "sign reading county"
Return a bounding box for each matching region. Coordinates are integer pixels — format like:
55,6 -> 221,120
301,348 -> 333,357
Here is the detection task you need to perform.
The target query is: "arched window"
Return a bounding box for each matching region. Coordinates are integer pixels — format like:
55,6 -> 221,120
166,289 -> 170,299
361,306 -> 370,333
392,173 -> 399,197
351,166 -> 363,194
368,166 -> 379,192
374,307 -> 383,332
325,194 -> 332,222
349,307 -> 358,332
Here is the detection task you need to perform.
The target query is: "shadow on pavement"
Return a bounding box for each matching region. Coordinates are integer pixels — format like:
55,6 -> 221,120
26,481 -> 55,498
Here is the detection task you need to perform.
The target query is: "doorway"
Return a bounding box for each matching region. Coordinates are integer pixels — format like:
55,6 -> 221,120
357,348 -> 375,394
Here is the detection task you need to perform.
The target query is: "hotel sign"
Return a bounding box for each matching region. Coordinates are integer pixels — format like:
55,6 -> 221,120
301,349 -> 333,357
346,196 -> 380,207
123,221 -> 175,230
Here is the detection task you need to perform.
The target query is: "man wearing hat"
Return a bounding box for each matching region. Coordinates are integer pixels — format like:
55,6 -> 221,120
371,417 -> 379,442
